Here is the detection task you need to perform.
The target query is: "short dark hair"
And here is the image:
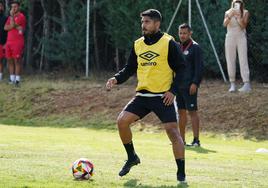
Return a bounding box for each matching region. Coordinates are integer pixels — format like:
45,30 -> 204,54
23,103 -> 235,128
9,0 -> 20,6
140,9 -> 162,22
178,23 -> 192,31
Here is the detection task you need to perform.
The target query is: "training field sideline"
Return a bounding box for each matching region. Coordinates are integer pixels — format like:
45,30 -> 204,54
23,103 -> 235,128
0,125 -> 267,188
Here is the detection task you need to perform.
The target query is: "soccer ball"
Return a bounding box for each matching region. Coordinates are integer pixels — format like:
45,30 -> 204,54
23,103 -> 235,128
72,158 -> 94,180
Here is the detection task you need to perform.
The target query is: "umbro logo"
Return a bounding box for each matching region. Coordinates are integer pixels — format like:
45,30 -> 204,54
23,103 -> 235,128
139,51 -> 160,61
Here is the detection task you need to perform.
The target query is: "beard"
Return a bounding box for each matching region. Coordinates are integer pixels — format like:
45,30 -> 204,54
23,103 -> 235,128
142,31 -> 148,36
142,28 -> 148,36
142,29 -> 157,37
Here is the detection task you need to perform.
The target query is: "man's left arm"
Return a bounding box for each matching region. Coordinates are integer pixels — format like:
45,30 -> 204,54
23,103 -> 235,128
189,45 -> 203,95
192,45 -> 203,87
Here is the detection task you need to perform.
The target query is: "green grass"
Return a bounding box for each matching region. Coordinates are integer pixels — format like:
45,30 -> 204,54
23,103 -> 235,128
0,125 -> 267,188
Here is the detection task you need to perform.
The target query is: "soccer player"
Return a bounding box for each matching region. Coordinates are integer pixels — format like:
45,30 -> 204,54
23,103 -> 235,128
106,9 -> 187,184
0,1 -> 7,81
177,23 -> 203,147
4,0 -> 26,86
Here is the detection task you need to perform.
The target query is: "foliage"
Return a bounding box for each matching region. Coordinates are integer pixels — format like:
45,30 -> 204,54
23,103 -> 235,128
42,0 -> 87,70
17,0 -> 268,81
245,0 -> 268,81
100,0 -> 180,50
97,0 -> 268,80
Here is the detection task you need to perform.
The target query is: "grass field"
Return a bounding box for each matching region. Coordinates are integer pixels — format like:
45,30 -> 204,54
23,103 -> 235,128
0,124 -> 267,188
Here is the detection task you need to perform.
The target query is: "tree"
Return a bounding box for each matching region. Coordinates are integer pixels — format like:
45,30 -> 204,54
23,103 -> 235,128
25,0 -> 35,68
42,0 -> 87,71
57,0 -> 67,33
93,0 -> 100,70
7,0 -> 267,81
40,0 -> 50,71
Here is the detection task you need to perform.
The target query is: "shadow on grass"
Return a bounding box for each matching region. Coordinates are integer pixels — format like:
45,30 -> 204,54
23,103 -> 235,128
185,146 -> 217,154
73,178 -> 95,182
124,179 -> 189,188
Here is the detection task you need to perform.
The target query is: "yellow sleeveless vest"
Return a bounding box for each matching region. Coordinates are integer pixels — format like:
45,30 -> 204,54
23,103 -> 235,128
134,33 -> 173,93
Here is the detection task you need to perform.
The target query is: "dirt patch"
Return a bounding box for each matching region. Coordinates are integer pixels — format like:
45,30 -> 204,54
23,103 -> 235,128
198,81 -> 268,139
34,81 -> 268,139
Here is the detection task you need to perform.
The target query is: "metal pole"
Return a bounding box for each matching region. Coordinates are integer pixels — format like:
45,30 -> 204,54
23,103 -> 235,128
166,0 -> 183,33
195,0 -> 227,82
188,0 -> 191,27
86,0 -> 90,77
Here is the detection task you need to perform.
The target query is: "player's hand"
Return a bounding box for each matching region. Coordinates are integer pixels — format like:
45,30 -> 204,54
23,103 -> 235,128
162,91 -> 175,106
10,9 -> 15,17
106,77 -> 117,91
189,83 -> 197,95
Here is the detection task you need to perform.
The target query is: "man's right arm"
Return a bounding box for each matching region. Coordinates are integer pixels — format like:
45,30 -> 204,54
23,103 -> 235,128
4,16 -> 14,31
114,46 -> 137,84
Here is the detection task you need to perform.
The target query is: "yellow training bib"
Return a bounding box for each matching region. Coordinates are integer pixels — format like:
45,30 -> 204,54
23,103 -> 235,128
134,33 -> 173,93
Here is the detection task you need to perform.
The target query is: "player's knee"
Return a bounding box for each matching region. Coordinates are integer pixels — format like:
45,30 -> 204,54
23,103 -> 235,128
117,115 -> 130,128
165,126 -> 180,142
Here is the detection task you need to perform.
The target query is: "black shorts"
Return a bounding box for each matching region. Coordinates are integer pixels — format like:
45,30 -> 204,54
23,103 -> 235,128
124,96 -> 177,123
176,88 -> 198,111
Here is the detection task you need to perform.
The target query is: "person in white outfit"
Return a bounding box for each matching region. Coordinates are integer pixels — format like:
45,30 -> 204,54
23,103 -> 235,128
223,0 -> 251,92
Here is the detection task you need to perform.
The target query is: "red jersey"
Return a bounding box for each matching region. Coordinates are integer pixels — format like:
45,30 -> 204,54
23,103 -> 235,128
6,12 -> 26,42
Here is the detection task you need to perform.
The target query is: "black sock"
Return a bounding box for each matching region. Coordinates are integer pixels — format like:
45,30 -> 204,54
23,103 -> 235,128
123,141 -> 136,161
176,159 -> 185,177
194,137 -> 199,142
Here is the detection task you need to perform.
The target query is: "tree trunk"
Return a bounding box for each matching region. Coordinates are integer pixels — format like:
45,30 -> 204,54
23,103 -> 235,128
40,0 -> 50,71
5,0 -> 8,15
93,0 -> 99,70
57,0 -> 67,33
104,36 -> 108,69
25,0 -> 35,69
115,48 -> 119,72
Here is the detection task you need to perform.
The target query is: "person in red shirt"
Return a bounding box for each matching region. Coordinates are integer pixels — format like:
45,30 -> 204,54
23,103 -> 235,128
4,0 -> 26,86
0,1 -> 7,81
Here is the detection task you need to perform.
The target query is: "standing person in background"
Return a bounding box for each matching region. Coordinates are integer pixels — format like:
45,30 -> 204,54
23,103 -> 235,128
0,1 -> 7,81
177,23 -> 203,146
4,0 -> 26,86
106,9 -> 187,184
224,0 -> 251,92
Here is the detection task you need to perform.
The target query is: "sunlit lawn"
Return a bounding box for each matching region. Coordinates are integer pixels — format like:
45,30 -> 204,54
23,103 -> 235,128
0,125 -> 267,188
